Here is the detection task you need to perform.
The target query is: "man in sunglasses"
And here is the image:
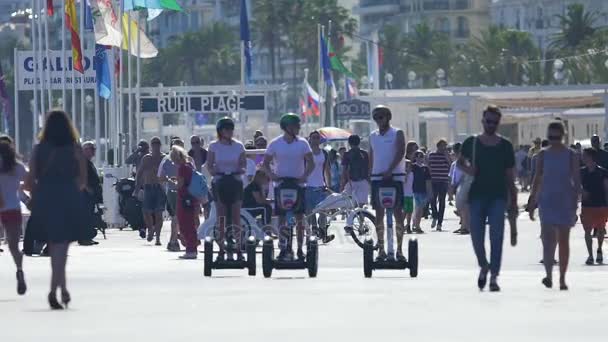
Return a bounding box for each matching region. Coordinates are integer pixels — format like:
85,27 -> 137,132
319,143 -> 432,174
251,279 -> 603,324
369,105 -> 407,262
458,105 -> 517,292
134,137 -> 167,245
188,135 -> 207,172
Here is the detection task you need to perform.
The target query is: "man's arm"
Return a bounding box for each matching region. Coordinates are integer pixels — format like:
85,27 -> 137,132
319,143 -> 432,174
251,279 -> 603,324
262,154 -> 277,181
301,152 -> 315,182
133,155 -> 149,191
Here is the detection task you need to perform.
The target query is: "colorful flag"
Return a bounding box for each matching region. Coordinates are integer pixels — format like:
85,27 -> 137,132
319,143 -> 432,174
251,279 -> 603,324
305,82 -> 321,117
85,1 -> 95,31
328,39 -> 355,78
121,13 -> 159,58
65,0 -> 84,73
123,0 -> 182,12
47,0 -> 54,16
345,77 -> 358,100
240,0 -> 252,83
320,33 -> 337,99
94,44 -> 112,99
147,8 -> 163,21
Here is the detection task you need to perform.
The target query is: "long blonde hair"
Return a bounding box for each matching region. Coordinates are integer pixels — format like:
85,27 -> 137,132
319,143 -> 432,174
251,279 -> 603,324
170,145 -> 188,164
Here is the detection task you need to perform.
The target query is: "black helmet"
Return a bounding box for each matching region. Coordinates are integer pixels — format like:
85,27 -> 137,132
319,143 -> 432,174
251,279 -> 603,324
279,113 -> 301,130
216,117 -> 235,133
348,134 -> 361,146
372,105 -> 392,120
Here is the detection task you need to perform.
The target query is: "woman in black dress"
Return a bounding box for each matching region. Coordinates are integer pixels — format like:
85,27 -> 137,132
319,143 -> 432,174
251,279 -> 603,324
25,111 -> 88,310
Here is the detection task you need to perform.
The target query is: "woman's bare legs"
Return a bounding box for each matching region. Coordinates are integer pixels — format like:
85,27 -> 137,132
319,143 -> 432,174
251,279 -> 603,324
216,202 -> 228,255
231,200 -> 242,257
541,225 -> 557,285
557,228 -> 571,289
49,242 -> 70,296
4,224 -> 23,270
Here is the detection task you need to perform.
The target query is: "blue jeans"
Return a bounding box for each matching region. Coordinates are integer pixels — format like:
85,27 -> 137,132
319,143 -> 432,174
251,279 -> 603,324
469,198 -> 506,277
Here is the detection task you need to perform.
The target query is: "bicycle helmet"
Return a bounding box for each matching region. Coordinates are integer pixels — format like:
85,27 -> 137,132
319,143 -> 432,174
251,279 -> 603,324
372,105 -> 392,120
216,117 -> 235,133
279,113 -> 301,130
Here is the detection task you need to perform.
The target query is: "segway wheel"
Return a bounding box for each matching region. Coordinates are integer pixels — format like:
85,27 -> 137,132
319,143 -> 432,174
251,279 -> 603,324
262,238 -> 274,278
246,238 -> 256,276
307,239 -> 319,278
363,239 -> 374,278
408,238 -> 418,278
204,239 -> 214,277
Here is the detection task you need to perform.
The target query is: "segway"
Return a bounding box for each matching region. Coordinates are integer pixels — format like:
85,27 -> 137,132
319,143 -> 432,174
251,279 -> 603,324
362,175 -> 418,278
203,174 -> 257,277
262,178 -> 319,278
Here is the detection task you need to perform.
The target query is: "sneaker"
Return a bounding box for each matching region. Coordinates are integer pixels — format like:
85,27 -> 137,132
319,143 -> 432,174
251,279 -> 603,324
323,234 -> 336,244
179,252 -> 197,260
453,228 -> 463,234
285,249 -> 295,261
459,229 -> 470,235
413,227 -> 425,234
586,256 -> 595,265
396,253 -> 406,262
277,249 -> 287,261
139,229 -> 146,239
431,218 -> 437,228
405,225 -> 412,234
375,251 -> 387,262
597,250 -> 603,264
297,249 -> 305,261
489,279 -> 500,292
386,253 -> 396,262
436,225 -> 442,232
147,231 -> 154,242
155,239 -> 162,246
216,251 -> 226,262
167,241 -> 181,252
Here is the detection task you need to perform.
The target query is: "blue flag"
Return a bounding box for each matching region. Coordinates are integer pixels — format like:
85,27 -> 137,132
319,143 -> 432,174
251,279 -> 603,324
84,2 -> 94,31
320,34 -> 333,86
240,0 -> 252,83
94,44 -> 112,99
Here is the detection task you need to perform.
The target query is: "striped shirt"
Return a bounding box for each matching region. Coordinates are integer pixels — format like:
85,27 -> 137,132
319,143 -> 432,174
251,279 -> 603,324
427,151 -> 451,183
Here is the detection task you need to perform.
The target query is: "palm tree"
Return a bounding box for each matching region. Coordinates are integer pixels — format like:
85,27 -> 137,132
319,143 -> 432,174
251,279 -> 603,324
551,4 -> 599,51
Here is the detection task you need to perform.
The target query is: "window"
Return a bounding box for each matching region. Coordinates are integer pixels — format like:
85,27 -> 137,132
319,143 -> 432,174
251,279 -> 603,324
515,9 -> 521,30
434,17 -> 450,34
456,16 -> 469,38
535,7 -> 544,29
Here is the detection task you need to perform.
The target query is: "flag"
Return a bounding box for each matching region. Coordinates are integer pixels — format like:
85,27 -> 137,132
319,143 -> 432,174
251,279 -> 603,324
94,44 -> 112,99
305,82 -> 321,117
320,33 -> 337,99
345,77 -> 358,100
89,0 -> 158,58
66,0 -> 84,73
123,0 -> 182,12
328,39 -> 355,78
240,0 -> 252,83
85,1 -> 95,31
147,8 -> 163,21
299,98 -> 310,117
0,63 -> 12,130
47,0 -> 54,16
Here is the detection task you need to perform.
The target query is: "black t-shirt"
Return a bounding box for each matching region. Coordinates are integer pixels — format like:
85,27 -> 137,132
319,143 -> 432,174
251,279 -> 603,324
461,136 -> 515,201
243,181 -> 262,208
594,148 -> 608,170
581,166 -> 608,207
412,164 -> 431,194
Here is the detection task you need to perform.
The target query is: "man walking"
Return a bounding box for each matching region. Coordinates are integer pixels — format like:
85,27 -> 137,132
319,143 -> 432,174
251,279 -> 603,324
126,140 -> 150,171
134,137 -> 166,245
341,135 -> 370,206
591,135 -> 608,169
158,138 -> 185,252
188,135 -> 207,172
459,105 -> 517,292
427,139 -> 451,231
79,141 -> 103,246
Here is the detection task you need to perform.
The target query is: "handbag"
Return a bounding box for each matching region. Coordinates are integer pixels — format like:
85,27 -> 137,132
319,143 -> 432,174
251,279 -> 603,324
455,136 -> 477,209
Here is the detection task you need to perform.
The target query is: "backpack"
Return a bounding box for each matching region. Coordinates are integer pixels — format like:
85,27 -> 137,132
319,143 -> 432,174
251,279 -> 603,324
188,167 -> 209,200
348,149 -> 369,181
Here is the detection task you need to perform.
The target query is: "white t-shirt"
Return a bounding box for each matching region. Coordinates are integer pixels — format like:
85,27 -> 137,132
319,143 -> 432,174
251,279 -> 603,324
403,163 -> 414,196
242,158 -> 257,186
209,139 -> 245,179
307,149 -> 326,187
265,136 -> 312,179
369,127 -> 405,181
0,162 -> 27,212
449,161 -> 464,187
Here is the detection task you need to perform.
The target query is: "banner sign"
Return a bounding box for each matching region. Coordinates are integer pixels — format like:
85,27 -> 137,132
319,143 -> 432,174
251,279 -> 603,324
335,99 -> 371,120
16,50 -> 97,91
140,94 -> 266,114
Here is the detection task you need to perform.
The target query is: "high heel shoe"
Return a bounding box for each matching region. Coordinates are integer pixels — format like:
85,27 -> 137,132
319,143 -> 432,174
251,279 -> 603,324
61,291 -> 71,309
16,270 -> 27,295
48,293 -> 64,310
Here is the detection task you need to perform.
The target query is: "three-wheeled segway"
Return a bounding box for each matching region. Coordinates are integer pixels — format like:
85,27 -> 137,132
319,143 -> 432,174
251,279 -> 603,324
362,175 -> 418,278
203,174 -> 257,277
262,178 -> 319,278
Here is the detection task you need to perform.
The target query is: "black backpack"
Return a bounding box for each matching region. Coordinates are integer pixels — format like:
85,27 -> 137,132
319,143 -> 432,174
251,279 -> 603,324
348,149 -> 369,181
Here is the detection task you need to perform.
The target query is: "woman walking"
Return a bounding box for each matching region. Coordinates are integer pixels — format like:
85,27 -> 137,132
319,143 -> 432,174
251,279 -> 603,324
25,111 -> 88,309
0,139 -> 29,295
403,141 -> 419,234
527,121 -> 580,290
170,146 -> 200,259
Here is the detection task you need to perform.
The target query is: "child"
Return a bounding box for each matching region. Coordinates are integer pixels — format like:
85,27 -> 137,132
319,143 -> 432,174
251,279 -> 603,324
412,150 -> 432,234
403,159 -> 414,234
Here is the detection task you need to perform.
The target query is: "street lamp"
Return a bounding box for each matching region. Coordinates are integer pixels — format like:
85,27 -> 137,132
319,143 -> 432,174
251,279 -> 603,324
436,68 -> 446,88
385,73 -> 394,89
408,71 -> 417,89
553,58 -> 565,84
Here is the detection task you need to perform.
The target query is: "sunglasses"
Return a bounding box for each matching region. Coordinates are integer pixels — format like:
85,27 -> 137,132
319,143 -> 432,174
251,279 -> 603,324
191,141 -> 200,145
485,119 -> 499,125
548,135 -> 562,141
373,115 -> 386,121
151,141 -> 161,145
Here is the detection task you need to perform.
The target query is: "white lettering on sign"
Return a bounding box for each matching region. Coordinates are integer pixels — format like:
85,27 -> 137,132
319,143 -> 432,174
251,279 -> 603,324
150,95 -> 242,113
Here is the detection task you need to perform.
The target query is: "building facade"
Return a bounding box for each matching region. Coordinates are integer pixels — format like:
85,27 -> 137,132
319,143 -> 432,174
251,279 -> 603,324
490,0 -> 608,53
356,0 -> 490,43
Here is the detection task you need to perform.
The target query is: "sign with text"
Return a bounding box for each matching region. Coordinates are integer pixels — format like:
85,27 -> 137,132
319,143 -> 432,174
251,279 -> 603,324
16,50 -> 97,91
335,99 -> 371,120
140,94 -> 266,114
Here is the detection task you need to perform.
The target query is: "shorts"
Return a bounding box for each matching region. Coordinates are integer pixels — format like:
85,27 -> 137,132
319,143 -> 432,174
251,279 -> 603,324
371,180 -> 404,210
580,207 -> 608,230
403,196 -> 414,214
0,209 -> 22,228
305,187 -> 329,213
274,182 -> 305,216
345,180 -> 370,205
166,190 -> 178,217
413,193 -> 428,209
212,176 -> 244,205
143,184 -> 167,213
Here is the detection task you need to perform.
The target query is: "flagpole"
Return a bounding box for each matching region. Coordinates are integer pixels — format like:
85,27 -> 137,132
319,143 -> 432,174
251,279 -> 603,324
303,68 -> 309,136
94,69 -> 101,166
36,0 -> 46,117
327,20 -> 335,128
70,0 -> 76,126
317,24 -> 323,130
240,40 -> 245,141
372,29 -> 380,92
127,11 -> 132,154
136,14 -> 142,145
118,1 -> 124,164
31,0 -> 39,142
43,0 -> 52,108
79,0 -> 85,138
61,0 -> 66,112
14,47 -> 20,153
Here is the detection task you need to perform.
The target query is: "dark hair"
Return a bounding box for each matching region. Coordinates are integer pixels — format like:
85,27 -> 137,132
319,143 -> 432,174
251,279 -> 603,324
0,135 -> 13,144
547,121 -> 565,135
436,139 -> 447,148
483,105 -> 502,118
452,142 -> 462,154
348,134 -> 361,146
541,139 -> 549,147
39,110 -> 80,146
0,141 -> 17,174
309,130 -> 320,138
583,147 -> 597,162
406,141 -> 418,157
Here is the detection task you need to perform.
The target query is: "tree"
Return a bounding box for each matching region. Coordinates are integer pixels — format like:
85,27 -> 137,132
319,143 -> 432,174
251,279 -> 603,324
551,4 -> 599,51
142,23 -> 239,86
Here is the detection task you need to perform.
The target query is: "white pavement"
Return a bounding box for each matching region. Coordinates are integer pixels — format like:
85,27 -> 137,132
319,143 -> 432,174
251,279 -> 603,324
1,196 -> 607,341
